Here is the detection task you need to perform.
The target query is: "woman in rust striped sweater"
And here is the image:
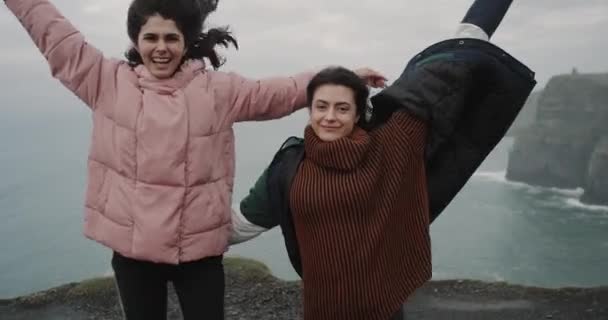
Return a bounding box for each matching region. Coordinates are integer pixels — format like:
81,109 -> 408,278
234,67 -> 426,320
230,0 -> 536,319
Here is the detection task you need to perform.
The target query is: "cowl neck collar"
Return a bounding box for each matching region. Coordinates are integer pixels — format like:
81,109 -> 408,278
135,59 -> 204,95
304,126 -> 371,171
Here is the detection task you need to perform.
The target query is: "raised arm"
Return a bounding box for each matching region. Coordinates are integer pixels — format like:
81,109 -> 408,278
455,0 -> 512,40
226,71 -> 315,123
370,0 -> 516,158
371,0 -> 535,223
5,0 -> 118,109
222,67 -> 386,124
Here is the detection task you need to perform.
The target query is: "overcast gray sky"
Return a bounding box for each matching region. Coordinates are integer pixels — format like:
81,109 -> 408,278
1,0 -> 607,112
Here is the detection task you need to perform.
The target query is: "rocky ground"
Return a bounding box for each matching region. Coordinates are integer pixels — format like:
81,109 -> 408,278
1,257 -> 606,320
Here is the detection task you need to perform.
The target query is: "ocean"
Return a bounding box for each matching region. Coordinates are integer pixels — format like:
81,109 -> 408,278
1,107 -> 608,299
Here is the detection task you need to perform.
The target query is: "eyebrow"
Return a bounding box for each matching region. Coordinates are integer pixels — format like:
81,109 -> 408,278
315,99 -> 351,106
142,32 -> 181,37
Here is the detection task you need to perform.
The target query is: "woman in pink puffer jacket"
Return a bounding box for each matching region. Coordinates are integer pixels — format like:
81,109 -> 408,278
4,0 -> 384,318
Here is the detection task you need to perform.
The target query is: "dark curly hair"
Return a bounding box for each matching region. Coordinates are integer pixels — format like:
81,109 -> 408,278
125,0 -> 237,69
307,67 -> 370,117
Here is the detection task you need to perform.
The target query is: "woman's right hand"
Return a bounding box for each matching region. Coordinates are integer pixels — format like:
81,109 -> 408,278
354,67 -> 388,88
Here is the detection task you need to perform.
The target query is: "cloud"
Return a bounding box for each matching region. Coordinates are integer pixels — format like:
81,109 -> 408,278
207,0 -> 608,82
1,0 -> 607,101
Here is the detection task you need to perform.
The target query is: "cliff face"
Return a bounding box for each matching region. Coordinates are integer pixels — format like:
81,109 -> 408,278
506,72 -> 608,203
581,135 -> 608,205
506,91 -> 541,137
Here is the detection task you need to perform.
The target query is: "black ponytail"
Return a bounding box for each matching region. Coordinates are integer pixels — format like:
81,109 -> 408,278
188,27 -> 238,70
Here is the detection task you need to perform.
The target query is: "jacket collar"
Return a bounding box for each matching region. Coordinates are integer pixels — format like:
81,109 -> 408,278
135,60 -> 204,95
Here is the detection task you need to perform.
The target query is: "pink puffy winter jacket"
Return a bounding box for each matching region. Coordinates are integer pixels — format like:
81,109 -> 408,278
6,0 -> 313,264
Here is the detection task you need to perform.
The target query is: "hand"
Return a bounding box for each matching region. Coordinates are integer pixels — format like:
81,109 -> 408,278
353,67 -> 388,88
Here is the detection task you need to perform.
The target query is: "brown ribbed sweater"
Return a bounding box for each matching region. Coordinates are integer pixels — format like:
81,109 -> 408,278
290,111 -> 431,320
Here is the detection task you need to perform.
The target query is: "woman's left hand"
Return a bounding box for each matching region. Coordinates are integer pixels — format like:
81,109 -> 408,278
353,67 -> 388,88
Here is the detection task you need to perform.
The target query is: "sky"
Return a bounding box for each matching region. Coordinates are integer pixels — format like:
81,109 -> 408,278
0,0 -> 607,112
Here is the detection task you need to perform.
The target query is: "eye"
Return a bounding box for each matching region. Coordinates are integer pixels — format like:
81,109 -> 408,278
142,34 -> 157,41
315,104 -> 327,110
166,35 -> 181,42
338,106 -> 350,113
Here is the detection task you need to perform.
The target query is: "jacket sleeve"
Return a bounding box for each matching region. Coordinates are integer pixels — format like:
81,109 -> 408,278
229,208 -> 269,244
5,0 -> 118,109
224,71 -> 315,123
371,53 -> 475,160
230,166 -> 279,244
372,39 -> 536,223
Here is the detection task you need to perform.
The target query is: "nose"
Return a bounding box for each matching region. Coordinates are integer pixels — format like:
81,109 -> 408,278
156,40 -> 168,52
324,108 -> 337,121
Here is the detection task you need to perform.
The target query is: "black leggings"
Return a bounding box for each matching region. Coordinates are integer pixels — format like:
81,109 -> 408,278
111,252 -> 225,320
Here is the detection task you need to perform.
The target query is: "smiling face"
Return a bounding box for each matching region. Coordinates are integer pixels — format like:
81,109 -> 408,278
136,14 -> 186,79
309,84 -> 360,142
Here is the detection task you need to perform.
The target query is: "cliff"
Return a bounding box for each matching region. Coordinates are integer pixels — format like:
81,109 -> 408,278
506,72 -> 608,204
506,90 -> 541,137
1,257 -> 606,320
